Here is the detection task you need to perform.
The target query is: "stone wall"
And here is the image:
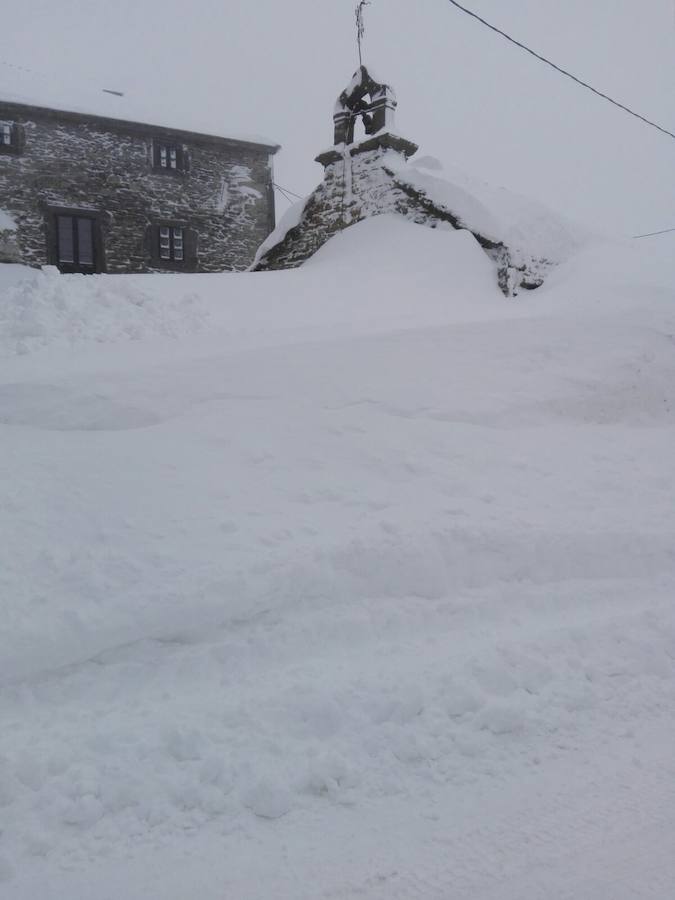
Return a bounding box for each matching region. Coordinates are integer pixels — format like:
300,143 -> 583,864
254,145 -> 414,271
0,102 -> 277,273
253,139 -> 542,296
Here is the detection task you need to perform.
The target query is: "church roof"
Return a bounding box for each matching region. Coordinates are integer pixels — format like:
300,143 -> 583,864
390,154 -> 587,267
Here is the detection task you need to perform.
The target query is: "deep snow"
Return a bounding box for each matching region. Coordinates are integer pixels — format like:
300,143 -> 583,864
1,217 -> 674,898
252,152 -> 587,278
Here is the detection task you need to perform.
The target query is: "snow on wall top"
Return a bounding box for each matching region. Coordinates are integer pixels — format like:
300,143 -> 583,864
250,196 -> 307,269
334,65 -> 395,115
393,155 -> 589,264
0,65 -> 279,149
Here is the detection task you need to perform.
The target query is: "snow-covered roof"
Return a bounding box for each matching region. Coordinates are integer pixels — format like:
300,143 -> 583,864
389,154 -> 589,265
0,63 -> 279,150
250,197 -> 307,269
254,145 -> 590,284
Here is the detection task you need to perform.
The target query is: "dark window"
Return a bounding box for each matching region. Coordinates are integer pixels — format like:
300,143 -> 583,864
153,141 -> 186,171
57,216 -> 74,263
77,217 -> 94,266
147,223 -> 195,269
159,226 -> 184,262
0,121 -> 23,155
56,215 -> 98,273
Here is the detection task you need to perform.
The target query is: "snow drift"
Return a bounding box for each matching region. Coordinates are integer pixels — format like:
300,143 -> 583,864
1,218 -> 674,899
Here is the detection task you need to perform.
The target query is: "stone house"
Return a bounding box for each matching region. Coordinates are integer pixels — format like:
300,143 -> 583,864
0,96 -> 279,274
254,66 -> 575,295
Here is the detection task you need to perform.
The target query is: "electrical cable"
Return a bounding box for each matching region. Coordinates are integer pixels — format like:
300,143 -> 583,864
273,182 -> 305,201
273,185 -> 296,206
445,0 -> 675,141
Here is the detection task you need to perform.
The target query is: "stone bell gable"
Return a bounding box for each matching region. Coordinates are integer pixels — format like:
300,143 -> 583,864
253,67 -> 560,295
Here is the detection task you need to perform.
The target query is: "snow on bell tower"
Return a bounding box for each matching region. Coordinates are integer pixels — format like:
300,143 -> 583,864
252,64 -> 547,297
315,66 -> 418,168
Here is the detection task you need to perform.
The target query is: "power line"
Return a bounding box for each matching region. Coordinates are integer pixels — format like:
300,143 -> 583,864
633,227 -> 675,239
273,182 -> 305,201
273,184 -> 295,205
274,186 -> 295,206
445,0 -> 675,141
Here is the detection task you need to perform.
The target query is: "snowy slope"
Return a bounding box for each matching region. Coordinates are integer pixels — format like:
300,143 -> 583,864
395,155 -> 590,264
1,219 -> 674,898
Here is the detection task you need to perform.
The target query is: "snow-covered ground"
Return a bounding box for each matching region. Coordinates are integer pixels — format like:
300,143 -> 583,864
1,217 -> 674,898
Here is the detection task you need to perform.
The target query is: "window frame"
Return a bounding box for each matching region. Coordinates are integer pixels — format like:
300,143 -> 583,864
152,139 -> 188,173
148,222 -> 195,271
158,225 -> 185,262
0,120 -> 24,155
45,207 -> 106,274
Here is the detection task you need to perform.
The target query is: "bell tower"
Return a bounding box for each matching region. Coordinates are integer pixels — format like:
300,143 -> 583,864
315,66 -> 418,168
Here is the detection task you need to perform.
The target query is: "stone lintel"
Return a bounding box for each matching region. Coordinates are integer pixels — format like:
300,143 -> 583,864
314,148 -> 345,167
315,133 -> 418,168
350,132 -> 418,159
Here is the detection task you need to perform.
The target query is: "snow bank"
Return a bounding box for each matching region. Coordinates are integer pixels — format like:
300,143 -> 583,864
394,155 -> 590,265
1,217 -> 674,899
1,217 -> 510,360
0,265 -> 209,356
250,195 -> 307,268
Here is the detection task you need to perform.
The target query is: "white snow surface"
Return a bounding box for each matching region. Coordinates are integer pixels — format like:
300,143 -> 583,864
393,154 -> 590,264
250,194 -> 307,268
1,217 -> 674,898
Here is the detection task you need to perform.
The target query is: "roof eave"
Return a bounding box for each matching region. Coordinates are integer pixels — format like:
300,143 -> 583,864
0,99 -> 281,154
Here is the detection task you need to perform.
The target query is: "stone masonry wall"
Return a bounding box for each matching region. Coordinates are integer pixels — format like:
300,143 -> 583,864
254,145 -> 512,291
0,103 -> 276,273
254,147 -> 543,296
254,147 -> 410,271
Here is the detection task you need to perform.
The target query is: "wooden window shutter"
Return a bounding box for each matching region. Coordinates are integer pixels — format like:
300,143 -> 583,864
12,124 -> 26,152
145,224 -> 159,260
184,227 -> 197,263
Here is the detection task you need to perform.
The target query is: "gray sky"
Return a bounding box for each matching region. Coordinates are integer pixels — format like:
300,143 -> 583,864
3,0 -> 673,234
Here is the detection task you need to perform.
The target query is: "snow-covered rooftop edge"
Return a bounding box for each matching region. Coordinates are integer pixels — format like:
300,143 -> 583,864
254,148 -> 594,275
388,153 -> 593,265
250,197 -> 308,269
0,68 -> 279,149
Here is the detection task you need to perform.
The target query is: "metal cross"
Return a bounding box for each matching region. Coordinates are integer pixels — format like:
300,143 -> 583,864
355,1 -> 371,67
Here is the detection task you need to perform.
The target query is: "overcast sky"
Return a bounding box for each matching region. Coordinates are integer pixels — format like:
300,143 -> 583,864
3,0 -> 673,234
